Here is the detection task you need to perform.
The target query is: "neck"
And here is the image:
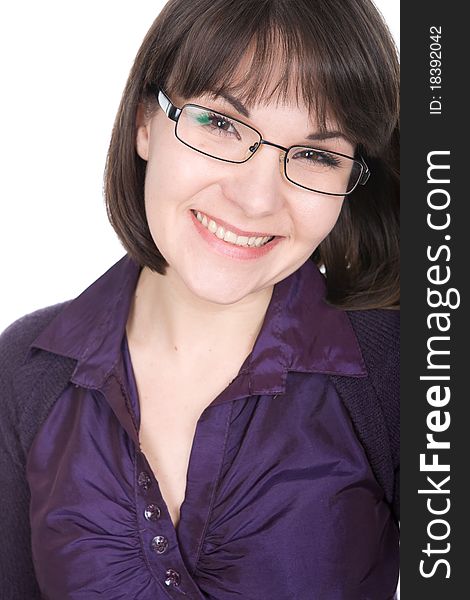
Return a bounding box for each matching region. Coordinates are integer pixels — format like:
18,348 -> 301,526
126,265 -> 274,363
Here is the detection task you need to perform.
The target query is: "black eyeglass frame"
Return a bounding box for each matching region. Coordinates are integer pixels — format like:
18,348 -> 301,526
154,88 -> 370,196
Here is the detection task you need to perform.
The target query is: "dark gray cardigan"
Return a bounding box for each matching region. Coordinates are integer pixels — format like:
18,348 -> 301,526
0,302 -> 399,599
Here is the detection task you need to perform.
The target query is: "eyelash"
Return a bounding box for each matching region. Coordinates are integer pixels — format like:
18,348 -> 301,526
198,111 -> 240,138
291,149 -> 342,168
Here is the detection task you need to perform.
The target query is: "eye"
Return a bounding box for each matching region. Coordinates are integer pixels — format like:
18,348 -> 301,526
291,148 -> 342,168
196,111 -> 242,140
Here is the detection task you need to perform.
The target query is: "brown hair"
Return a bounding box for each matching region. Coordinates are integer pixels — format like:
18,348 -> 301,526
104,0 -> 399,309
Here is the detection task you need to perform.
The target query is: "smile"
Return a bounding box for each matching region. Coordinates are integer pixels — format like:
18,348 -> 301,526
191,210 -> 275,248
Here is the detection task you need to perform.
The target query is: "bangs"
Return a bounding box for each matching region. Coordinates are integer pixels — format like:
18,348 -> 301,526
169,27 -> 334,135
146,0 -> 399,155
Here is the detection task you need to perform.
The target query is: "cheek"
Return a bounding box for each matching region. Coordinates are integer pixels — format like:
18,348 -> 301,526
142,154 -> 191,235
144,137 -> 221,207
296,198 -> 344,246
144,119 -> 196,199
142,134 -> 225,250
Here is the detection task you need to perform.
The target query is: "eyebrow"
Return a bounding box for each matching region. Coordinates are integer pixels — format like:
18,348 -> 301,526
214,91 -> 347,143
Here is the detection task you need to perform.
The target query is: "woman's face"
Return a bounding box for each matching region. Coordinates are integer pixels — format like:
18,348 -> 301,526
136,91 -> 354,305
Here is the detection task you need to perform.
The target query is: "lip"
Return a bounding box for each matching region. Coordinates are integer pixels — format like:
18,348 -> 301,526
189,209 -> 283,261
193,209 -> 275,238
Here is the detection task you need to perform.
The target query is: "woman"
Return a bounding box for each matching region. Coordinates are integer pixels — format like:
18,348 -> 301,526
0,0 -> 399,598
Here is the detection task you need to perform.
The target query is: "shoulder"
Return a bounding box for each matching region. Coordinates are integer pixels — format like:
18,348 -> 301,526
0,301 -> 72,351
0,302 -> 76,447
345,308 -> 400,470
346,308 -> 399,390
0,303 -> 74,598
346,308 -> 399,415
0,301 -> 71,373
346,308 -> 399,356
345,307 -> 399,402
332,308 -> 400,520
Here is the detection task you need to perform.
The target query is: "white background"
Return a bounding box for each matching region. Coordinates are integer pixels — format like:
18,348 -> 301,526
0,1 -> 399,332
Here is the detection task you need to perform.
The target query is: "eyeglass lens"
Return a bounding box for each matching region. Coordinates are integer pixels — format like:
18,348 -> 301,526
176,105 -> 362,195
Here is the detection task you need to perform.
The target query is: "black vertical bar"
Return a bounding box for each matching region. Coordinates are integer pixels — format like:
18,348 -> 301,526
401,2 -> 468,597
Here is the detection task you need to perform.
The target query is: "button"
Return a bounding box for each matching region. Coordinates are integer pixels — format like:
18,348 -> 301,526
137,471 -> 152,491
151,535 -> 169,554
164,568 -> 181,586
144,503 -> 161,521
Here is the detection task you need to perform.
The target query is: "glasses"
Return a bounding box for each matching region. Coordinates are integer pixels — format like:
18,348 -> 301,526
154,89 -> 370,196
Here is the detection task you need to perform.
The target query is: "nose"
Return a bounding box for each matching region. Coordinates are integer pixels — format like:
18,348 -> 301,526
226,143 -> 286,218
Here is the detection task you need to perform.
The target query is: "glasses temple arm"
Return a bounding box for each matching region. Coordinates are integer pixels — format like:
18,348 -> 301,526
358,157 -> 371,185
156,89 -> 181,122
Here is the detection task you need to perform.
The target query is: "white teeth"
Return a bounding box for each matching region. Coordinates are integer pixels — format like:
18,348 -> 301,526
193,210 -> 273,248
236,236 -> 249,246
224,230 -> 238,243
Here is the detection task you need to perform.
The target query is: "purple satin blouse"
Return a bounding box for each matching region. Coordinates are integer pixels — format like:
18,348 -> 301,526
26,255 -> 399,599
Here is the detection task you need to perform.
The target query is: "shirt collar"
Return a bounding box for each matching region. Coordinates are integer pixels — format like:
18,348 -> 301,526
29,254 -> 366,394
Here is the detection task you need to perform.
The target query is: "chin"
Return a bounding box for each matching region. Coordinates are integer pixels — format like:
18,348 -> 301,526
185,279 -> 253,306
